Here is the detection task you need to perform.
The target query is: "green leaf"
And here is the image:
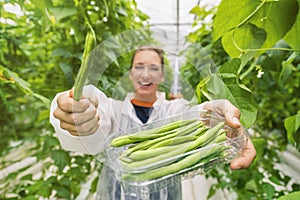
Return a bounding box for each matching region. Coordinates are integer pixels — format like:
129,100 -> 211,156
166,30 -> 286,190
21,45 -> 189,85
284,112 -> 300,145
33,93 -> 50,108
56,186 -> 70,199
51,150 -> 70,172
189,5 -> 206,15
279,52 -> 296,84
269,175 -> 282,185
221,23 -> 266,63
213,0 -> 258,42
249,0 -> 299,49
218,58 -> 241,74
278,191 -> 300,200
214,0 -> 299,55
116,7 -> 127,16
199,59 -> 258,127
284,0 -> 300,49
24,196 -> 38,200
200,74 -> 257,128
261,182 -> 275,199
0,67 -> 14,83
45,176 -> 57,184
252,138 -> 267,165
27,181 -> 43,193
4,68 -> 33,95
37,183 -> 52,197
245,179 -> 257,192
90,176 -> 99,193
30,0 -> 48,17
59,176 -> 71,187
51,48 -> 73,58
42,135 -> 60,154
48,7 -> 77,22
20,174 -> 33,181
29,0 -> 53,31
59,62 -> 74,86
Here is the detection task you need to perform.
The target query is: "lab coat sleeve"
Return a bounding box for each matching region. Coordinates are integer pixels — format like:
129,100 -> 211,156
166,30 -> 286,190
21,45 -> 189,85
49,85 -> 112,155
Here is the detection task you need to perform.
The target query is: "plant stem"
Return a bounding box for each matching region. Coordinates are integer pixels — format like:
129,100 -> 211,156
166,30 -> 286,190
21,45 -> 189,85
235,0 -> 266,29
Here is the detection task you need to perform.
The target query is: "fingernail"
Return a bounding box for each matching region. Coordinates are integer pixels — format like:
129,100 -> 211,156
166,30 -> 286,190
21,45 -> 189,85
233,117 -> 241,125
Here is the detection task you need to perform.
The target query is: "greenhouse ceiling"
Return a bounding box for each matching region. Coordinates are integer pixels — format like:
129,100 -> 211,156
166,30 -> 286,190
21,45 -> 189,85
135,0 -> 220,52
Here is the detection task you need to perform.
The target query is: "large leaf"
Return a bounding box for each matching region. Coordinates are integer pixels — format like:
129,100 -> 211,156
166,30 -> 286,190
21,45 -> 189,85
221,23 -> 266,63
249,0 -> 299,49
278,191 -> 300,200
197,59 -> 258,128
213,0 -> 258,42
284,0 -> 300,49
214,0 -> 299,57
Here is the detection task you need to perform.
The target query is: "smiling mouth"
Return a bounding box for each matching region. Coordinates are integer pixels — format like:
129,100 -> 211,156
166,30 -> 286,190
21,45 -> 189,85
139,81 -> 153,87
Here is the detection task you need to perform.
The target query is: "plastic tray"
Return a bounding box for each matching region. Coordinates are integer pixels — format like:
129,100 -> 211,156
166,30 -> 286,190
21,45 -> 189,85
104,110 -> 248,197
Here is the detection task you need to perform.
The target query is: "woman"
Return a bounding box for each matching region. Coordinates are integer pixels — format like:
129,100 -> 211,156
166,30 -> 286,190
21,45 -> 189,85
50,46 -> 256,199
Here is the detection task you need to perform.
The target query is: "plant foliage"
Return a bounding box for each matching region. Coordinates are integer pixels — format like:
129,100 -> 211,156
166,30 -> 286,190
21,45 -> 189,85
0,0 -> 300,199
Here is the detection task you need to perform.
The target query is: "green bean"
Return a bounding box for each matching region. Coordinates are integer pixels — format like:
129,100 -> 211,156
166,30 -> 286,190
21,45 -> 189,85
141,121 -> 206,149
176,120 -> 205,136
126,144 -> 180,161
122,145 -> 226,181
111,129 -> 177,147
148,135 -> 196,150
121,142 -> 192,170
110,119 -> 195,147
157,119 -> 196,133
187,122 -> 225,151
73,31 -> 95,101
123,130 -> 179,156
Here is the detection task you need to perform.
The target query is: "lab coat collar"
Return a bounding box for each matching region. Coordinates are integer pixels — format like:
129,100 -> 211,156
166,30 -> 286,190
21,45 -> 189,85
121,91 -> 166,115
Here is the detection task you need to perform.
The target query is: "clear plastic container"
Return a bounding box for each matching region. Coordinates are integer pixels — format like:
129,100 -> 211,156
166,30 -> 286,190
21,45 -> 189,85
104,110 -> 248,199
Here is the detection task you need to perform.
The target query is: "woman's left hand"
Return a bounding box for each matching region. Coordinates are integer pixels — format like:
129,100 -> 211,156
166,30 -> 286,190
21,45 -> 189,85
230,138 -> 256,169
203,99 -> 256,169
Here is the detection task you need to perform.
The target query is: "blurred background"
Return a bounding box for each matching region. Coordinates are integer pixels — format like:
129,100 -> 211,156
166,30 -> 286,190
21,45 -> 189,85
0,0 -> 299,199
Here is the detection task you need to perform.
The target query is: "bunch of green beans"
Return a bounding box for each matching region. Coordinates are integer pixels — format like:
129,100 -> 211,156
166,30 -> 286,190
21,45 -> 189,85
110,119 -> 229,181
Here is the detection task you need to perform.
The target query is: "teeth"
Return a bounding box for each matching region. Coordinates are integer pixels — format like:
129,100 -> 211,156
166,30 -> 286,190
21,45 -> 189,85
140,82 -> 152,86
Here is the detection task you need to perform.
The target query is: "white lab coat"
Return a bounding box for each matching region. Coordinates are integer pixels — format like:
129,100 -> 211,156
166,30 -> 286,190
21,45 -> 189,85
49,85 -> 206,200
49,85 -> 204,155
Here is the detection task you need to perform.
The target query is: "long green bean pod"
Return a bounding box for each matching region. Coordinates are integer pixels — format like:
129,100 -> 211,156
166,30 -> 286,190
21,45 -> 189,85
187,122 -> 225,151
123,144 -> 180,161
123,130 -> 179,156
148,126 -> 207,149
175,120 -> 205,136
121,142 -> 192,170
125,120 -> 204,153
73,31 -> 96,101
122,145 -> 226,181
111,129 -> 177,147
110,119 -> 195,147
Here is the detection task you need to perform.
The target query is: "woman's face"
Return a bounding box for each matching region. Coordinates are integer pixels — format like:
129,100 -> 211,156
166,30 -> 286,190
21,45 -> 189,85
130,49 -> 164,101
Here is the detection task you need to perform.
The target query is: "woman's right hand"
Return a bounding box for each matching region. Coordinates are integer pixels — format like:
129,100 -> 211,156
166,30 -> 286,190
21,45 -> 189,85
53,88 -> 100,136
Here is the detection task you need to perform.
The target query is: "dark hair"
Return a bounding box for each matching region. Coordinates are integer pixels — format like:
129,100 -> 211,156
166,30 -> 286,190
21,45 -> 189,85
130,45 -> 165,70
